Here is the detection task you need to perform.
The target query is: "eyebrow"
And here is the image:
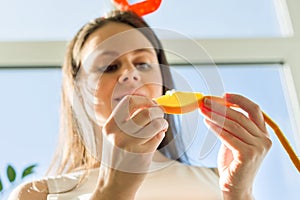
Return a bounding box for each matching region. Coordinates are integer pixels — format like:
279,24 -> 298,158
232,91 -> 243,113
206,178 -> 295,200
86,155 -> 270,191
98,51 -> 119,57
133,48 -> 156,55
99,48 -> 156,57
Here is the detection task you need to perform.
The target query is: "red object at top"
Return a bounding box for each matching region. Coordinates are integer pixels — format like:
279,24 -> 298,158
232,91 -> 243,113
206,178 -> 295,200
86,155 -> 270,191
112,0 -> 162,16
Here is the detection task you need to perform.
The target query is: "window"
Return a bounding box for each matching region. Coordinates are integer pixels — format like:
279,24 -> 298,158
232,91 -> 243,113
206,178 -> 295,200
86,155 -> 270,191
145,0 -> 291,38
0,68 -> 61,186
0,0 -> 299,199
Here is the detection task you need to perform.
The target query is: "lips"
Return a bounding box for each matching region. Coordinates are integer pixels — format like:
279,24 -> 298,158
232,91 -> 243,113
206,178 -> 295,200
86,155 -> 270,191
114,91 -> 146,102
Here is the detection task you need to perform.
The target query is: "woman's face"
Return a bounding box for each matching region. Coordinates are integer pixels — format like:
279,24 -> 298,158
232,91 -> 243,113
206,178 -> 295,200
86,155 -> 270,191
78,22 -> 163,125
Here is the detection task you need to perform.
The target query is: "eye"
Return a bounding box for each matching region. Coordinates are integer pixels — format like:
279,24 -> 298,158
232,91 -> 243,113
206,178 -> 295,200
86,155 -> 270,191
98,64 -> 119,73
135,63 -> 152,71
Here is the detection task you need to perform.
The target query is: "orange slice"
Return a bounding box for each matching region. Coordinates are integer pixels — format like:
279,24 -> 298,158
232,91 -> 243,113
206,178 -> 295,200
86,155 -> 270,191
154,90 -> 204,114
154,90 -> 300,173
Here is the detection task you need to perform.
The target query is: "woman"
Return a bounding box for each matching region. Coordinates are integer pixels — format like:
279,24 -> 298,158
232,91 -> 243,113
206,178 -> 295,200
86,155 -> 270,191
9,11 -> 272,200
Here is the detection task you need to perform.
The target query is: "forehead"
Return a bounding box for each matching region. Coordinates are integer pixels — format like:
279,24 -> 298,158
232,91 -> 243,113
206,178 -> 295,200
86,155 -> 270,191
81,22 -> 155,63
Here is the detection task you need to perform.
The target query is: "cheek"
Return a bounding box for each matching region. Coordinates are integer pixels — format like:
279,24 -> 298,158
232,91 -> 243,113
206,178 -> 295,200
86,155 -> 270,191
93,77 -> 116,123
144,69 -> 163,97
150,84 -> 163,98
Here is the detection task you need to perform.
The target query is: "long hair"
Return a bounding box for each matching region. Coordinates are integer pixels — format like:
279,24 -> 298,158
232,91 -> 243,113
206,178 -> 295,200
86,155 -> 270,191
47,11 -> 179,175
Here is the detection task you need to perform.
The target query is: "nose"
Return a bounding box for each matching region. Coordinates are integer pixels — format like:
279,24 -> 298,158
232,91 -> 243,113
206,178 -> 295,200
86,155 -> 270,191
118,68 -> 141,84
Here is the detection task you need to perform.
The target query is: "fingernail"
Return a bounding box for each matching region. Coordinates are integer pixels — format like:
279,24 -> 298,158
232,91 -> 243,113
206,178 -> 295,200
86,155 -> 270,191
152,99 -> 158,105
204,97 -> 211,106
158,131 -> 165,139
225,93 -> 231,99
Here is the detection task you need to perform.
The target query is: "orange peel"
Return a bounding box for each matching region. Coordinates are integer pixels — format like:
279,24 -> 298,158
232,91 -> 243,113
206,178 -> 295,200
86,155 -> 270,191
154,90 -> 300,173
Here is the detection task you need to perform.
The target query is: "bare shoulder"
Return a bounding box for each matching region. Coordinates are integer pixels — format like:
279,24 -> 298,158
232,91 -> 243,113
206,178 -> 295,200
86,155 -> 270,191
8,179 -> 48,200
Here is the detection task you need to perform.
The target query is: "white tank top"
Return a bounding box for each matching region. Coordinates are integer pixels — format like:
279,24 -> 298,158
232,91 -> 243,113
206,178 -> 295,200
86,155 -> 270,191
46,161 -> 222,200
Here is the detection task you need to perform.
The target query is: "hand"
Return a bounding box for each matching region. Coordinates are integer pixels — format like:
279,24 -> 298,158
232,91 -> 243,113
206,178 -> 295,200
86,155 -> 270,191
102,94 -> 168,171
92,95 -> 168,200
200,94 -> 272,199
106,95 -> 168,151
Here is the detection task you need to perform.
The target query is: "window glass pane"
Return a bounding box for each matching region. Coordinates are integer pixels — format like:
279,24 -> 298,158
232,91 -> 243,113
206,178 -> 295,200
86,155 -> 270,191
170,64 -> 300,200
0,0 -> 289,41
0,0 -> 112,41
0,68 -> 61,190
145,0 -> 288,38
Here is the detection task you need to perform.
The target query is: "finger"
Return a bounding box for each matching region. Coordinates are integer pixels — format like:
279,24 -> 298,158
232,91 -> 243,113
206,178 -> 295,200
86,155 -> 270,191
225,93 -> 267,132
134,118 -> 168,140
202,97 -> 263,138
143,131 -> 166,152
130,106 -> 164,127
111,95 -> 159,133
204,118 -> 248,152
109,119 -> 167,152
201,106 -> 256,145
112,95 -> 158,122
120,107 -> 164,136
